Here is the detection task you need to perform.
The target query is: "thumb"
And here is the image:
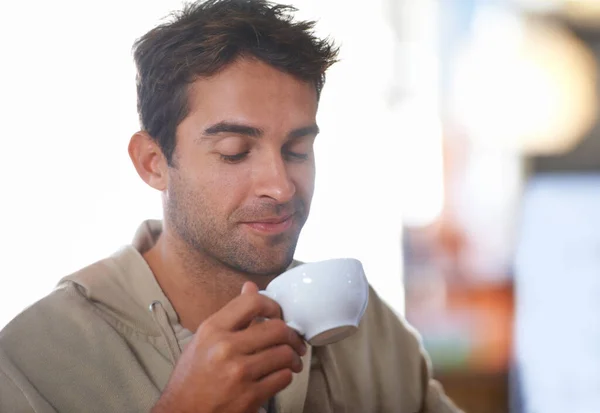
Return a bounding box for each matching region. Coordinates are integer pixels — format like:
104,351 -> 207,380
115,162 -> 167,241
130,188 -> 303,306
241,281 -> 259,295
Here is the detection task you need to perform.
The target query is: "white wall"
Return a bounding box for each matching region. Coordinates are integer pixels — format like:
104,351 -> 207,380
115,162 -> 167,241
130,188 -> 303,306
0,0 -> 404,328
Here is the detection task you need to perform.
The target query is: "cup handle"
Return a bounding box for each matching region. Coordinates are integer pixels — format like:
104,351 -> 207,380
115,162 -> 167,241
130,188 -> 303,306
258,290 -> 304,336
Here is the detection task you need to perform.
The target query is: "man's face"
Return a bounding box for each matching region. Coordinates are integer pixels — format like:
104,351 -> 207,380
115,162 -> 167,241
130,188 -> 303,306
165,58 -> 318,276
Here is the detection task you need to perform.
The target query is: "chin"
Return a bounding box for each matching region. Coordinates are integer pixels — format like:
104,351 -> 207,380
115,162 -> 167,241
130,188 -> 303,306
251,259 -> 294,277
218,233 -> 299,276
238,250 -> 295,277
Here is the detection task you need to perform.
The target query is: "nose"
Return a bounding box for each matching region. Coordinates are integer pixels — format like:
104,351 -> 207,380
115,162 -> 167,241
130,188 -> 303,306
252,151 -> 296,203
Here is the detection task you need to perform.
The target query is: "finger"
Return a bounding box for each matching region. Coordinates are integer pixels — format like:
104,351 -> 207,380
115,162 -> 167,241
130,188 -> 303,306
237,319 -> 307,356
254,369 -> 294,402
241,281 -> 259,295
210,291 -> 283,331
242,282 -> 267,328
244,344 -> 303,380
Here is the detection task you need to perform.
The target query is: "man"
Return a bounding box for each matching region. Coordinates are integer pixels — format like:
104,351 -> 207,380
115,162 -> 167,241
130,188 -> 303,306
0,1 -> 462,412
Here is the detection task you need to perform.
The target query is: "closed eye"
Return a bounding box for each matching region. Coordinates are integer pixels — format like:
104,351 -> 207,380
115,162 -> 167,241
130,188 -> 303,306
284,150 -> 309,161
220,151 -> 249,163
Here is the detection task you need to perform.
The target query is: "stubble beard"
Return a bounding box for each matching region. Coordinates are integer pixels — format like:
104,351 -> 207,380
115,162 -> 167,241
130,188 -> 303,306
165,180 -> 306,277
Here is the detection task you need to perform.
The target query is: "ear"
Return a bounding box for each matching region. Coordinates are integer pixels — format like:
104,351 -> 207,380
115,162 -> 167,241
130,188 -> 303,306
128,131 -> 169,191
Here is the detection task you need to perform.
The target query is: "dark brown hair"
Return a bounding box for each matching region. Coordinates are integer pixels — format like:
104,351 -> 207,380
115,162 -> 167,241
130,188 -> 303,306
132,0 -> 339,165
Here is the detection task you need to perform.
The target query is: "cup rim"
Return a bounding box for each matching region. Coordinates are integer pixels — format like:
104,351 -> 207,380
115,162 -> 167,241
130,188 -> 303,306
266,258 -> 362,290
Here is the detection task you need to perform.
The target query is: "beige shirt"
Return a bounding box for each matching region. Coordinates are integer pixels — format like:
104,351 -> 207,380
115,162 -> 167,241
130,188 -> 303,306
0,220 -> 462,412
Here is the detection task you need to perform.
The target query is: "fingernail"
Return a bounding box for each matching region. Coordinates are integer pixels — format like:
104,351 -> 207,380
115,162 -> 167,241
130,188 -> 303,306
294,356 -> 303,372
300,341 -> 307,356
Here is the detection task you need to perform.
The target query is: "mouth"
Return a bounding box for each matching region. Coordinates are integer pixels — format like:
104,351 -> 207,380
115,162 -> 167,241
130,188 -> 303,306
241,214 -> 295,235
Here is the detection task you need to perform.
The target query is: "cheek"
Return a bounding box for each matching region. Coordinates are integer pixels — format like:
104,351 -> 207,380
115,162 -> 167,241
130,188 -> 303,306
290,163 -> 316,198
202,164 -> 254,206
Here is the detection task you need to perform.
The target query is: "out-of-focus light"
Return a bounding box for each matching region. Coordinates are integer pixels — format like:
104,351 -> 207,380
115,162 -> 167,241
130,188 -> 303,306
450,5 -> 597,155
562,0 -> 600,26
514,0 -> 600,24
511,0 -> 563,13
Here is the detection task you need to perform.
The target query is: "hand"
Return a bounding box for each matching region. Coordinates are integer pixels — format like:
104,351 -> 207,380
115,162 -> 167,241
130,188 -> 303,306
152,282 -> 306,413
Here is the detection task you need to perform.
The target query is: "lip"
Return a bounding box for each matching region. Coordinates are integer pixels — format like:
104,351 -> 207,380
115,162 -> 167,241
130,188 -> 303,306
242,214 -> 294,234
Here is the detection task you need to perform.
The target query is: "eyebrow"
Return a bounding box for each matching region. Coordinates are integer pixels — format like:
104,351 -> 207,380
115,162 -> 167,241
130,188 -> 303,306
204,122 -> 263,138
289,124 -> 320,139
201,121 -> 320,140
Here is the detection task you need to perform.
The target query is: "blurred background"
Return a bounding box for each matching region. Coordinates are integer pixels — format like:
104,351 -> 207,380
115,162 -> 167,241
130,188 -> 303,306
2,0 -> 600,411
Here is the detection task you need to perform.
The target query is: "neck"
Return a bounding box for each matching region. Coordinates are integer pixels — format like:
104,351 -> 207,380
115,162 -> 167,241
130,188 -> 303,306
143,227 -> 276,332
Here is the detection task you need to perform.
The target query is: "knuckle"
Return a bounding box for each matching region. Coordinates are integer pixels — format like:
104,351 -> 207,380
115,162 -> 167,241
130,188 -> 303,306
210,340 -> 234,362
197,320 -> 216,338
227,360 -> 249,381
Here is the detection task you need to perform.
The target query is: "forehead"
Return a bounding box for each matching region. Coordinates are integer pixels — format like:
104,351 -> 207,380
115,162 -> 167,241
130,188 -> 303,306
184,58 -> 318,129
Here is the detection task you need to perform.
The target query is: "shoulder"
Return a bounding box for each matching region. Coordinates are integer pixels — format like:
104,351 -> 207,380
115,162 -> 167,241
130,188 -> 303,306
0,279 -> 158,412
0,283 -> 109,412
322,285 -> 428,410
1,280 -> 98,338
0,281 -> 111,361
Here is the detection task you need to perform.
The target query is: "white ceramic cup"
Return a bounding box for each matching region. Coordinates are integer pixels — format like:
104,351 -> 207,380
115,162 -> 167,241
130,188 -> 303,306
259,258 -> 369,346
